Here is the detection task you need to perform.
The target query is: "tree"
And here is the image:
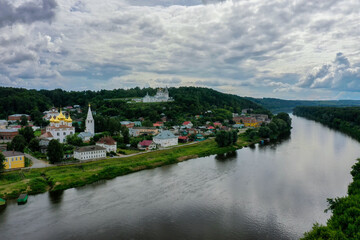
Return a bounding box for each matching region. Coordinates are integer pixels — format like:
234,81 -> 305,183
121,126 -> 130,144
66,134 -> 83,146
47,139 -> 63,163
142,120 -> 153,127
258,126 -> 272,138
20,126 -> 35,143
0,152 -> 5,171
215,131 -> 230,147
9,135 -> 26,152
20,115 -> 28,127
231,130 -> 238,144
29,138 -> 40,152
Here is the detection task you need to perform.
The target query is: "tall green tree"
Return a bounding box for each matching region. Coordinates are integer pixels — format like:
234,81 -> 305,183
0,152 -> 5,171
29,138 -> 40,152
47,139 -> 63,164
9,135 -> 26,152
20,115 -> 28,127
19,126 -> 35,143
121,126 -> 130,144
66,134 -> 83,146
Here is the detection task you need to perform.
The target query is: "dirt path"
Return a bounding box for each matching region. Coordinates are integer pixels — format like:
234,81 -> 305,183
25,153 -> 54,168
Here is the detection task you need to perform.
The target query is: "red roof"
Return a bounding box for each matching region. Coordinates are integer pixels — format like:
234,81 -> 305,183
40,132 -> 53,138
97,136 -> 116,145
153,123 -> 162,127
138,140 -> 153,147
183,121 -> 191,125
214,122 -> 222,126
208,126 -> 215,129
178,136 -> 188,140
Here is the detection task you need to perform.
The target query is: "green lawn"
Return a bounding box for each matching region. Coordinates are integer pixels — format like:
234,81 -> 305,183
34,130 -> 42,137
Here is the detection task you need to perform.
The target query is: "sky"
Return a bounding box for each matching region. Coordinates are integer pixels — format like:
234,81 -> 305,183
0,0 -> 360,100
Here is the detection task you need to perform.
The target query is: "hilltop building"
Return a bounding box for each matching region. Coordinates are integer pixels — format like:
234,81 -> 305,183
142,87 -> 173,103
40,110 -> 75,143
43,107 -> 59,120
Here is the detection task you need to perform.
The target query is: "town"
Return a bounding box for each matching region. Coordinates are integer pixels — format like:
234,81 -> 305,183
0,88 -> 271,170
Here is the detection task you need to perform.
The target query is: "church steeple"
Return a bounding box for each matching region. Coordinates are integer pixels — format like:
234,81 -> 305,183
85,104 -> 94,135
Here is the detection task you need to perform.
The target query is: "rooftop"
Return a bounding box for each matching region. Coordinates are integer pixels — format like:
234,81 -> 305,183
75,145 -> 106,152
2,151 -> 24,157
97,136 -> 116,145
154,130 -> 176,140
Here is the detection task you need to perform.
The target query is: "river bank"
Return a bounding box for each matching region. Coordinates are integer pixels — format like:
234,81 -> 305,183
0,134 -> 256,200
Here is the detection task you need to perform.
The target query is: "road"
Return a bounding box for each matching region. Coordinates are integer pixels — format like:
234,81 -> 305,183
25,153 -> 54,168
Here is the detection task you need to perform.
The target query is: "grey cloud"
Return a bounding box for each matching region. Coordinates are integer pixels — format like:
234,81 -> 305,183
155,77 -> 182,85
0,0 -> 57,28
297,53 -> 360,91
3,51 -> 36,64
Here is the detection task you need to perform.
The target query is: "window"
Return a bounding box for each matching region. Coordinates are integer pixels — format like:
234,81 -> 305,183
57,133 -> 60,136
64,132 -> 66,135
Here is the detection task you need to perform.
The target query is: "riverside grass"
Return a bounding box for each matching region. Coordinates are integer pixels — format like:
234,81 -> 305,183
0,136 -> 251,199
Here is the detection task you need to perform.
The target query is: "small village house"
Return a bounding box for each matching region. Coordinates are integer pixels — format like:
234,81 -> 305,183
129,127 -> 159,137
137,140 -> 156,150
182,121 -> 193,128
2,151 -> 25,169
96,136 -> 117,153
153,130 -> 178,147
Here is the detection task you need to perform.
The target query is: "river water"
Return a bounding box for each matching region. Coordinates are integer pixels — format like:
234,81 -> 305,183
1,115 -> 360,240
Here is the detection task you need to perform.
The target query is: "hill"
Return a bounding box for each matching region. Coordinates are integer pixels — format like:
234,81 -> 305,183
0,86 -> 270,125
247,97 -> 360,113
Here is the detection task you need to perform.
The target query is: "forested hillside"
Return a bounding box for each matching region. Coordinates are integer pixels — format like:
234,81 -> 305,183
248,98 -> 360,113
0,87 -> 270,124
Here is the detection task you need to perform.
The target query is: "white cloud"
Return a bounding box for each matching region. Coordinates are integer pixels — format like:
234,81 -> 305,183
1,0 -> 360,99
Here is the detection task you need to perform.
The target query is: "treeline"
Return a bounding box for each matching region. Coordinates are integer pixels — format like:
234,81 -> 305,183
0,86 -> 270,125
248,97 -> 360,113
293,106 -> 360,142
302,158 -> 360,239
244,112 -> 292,141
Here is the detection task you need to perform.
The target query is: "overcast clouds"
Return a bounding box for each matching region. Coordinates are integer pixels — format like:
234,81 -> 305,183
0,0 -> 360,99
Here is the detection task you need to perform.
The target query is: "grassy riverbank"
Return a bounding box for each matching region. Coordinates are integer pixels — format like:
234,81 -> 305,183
0,135 -> 254,200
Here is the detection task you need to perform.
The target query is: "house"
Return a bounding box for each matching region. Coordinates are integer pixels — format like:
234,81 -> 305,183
78,132 -> 93,142
178,136 -> 188,143
0,129 -> 19,142
196,134 -> 205,141
241,108 -> 253,114
153,121 -> 164,127
0,120 -> 8,129
213,122 -> 222,128
161,116 -> 167,122
8,114 -> 31,122
153,130 -> 178,147
2,151 -> 25,169
74,145 -> 106,161
133,121 -> 142,127
129,127 -> 159,137
96,136 -> 117,153
39,138 -> 50,153
232,124 -> 244,129
233,116 -> 260,127
137,140 -> 156,150
182,121 -> 193,128
188,128 -> 197,135
121,121 -> 135,128
207,126 -> 215,130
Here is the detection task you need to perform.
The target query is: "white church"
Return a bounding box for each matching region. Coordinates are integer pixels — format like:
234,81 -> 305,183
142,87 -> 174,103
78,104 -> 95,142
40,110 -> 75,143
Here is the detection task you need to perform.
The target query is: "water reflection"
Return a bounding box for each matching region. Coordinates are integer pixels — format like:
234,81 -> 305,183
1,116 -> 360,240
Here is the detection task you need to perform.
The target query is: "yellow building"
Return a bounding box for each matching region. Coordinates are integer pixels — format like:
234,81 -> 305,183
2,151 -> 25,169
244,122 -> 260,128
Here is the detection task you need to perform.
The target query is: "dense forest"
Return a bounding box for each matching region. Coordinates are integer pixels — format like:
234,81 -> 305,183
293,106 -> 360,142
0,86 -> 270,126
248,98 -> 360,113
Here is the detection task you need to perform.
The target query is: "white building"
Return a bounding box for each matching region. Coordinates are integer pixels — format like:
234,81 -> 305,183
142,87 -> 174,103
96,136 -> 117,153
43,107 -> 59,120
40,110 -> 75,143
74,145 -> 106,161
153,130 -> 178,148
79,104 -> 95,142
0,120 -> 7,129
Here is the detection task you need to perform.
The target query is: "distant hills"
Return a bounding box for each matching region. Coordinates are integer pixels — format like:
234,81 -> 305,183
247,97 -> 360,113
0,87 -> 270,123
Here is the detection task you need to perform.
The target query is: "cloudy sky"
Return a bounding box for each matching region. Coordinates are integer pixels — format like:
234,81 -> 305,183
1,0 -> 360,99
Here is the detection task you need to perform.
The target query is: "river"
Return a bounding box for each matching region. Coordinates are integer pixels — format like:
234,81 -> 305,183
1,115 -> 360,240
